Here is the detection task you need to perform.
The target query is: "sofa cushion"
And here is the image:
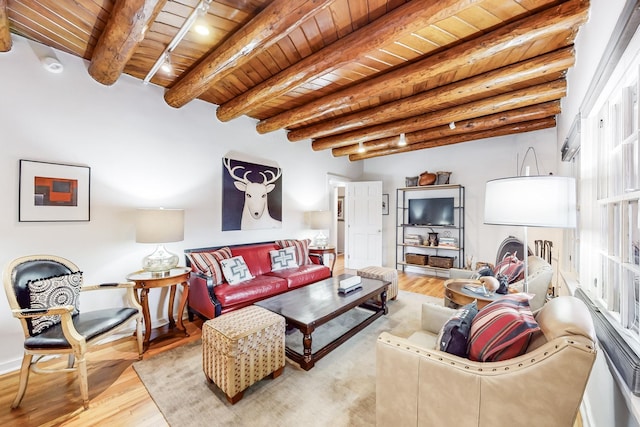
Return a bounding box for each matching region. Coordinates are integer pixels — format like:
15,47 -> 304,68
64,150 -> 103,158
267,264 -> 331,288
269,246 -> 298,271
186,247 -> 232,285
231,243 -> 279,277
436,301 -> 478,358
213,275 -> 289,307
468,293 -> 539,362
27,271 -> 83,335
220,256 -> 255,285
276,239 -> 312,265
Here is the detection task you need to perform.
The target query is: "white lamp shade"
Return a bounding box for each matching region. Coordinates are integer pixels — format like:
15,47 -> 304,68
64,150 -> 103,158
136,208 -> 185,243
305,210 -> 332,229
484,176 -> 576,228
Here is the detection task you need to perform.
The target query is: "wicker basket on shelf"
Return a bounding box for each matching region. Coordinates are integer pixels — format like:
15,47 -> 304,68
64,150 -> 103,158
428,256 -> 454,268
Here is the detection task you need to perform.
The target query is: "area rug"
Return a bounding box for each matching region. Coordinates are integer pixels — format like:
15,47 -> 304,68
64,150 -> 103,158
133,291 -> 442,427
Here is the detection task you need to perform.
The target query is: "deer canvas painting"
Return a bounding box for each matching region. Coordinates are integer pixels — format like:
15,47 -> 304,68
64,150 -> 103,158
222,157 -> 282,231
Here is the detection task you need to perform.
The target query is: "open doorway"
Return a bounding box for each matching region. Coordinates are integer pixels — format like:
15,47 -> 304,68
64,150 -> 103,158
327,173 -> 350,255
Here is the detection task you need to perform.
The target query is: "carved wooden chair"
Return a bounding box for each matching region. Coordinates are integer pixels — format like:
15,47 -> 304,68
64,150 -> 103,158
3,255 -> 144,409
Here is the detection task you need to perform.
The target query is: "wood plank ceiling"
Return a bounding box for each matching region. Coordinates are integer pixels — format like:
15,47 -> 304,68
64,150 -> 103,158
0,0 -> 590,161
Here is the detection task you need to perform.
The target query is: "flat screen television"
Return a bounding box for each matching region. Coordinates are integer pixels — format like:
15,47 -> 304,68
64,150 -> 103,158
408,197 -> 454,226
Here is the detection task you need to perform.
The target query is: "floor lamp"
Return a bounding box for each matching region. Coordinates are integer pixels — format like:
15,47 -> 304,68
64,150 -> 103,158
484,175 -> 576,293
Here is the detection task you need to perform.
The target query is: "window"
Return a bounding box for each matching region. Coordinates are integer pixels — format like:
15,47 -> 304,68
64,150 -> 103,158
583,40 -> 640,345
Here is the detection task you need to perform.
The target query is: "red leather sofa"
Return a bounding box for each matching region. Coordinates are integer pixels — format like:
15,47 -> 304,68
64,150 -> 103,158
184,241 -> 331,319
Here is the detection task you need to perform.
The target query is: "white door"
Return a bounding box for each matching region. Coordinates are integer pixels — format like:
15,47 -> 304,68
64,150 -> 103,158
345,181 -> 382,269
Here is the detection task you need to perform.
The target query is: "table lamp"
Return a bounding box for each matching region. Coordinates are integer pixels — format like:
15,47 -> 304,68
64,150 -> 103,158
305,210 -> 331,248
136,208 -> 184,275
484,175 -> 576,292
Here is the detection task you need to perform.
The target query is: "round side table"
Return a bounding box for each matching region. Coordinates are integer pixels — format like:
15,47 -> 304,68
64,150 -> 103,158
126,267 -> 190,351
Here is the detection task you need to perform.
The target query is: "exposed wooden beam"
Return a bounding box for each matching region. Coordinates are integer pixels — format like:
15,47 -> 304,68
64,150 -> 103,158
312,79 -> 566,151
331,101 -> 562,157
348,118 -> 557,161
88,0 -> 166,86
0,0 -> 11,52
164,0 -> 337,109
287,47 -> 574,141
258,0 -> 589,134
216,0 -> 483,122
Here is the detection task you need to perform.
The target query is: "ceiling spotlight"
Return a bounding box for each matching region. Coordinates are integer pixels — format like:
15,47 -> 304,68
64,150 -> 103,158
398,133 -> 407,146
160,54 -> 172,73
357,141 -> 366,153
194,0 -> 212,36
449,121 -> 456,130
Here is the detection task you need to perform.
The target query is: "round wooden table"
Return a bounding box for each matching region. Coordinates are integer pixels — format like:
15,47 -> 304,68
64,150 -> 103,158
444,278 -> 501,309
126,267 -> 190,351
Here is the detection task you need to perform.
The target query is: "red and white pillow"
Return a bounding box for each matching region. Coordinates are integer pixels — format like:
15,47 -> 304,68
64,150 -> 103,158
467,293 -> 539,362
186,247 -> 232,285
275,239 -> 312,265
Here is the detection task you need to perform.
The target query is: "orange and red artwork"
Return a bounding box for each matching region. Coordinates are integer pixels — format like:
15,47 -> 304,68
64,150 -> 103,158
34,176 -> 78,206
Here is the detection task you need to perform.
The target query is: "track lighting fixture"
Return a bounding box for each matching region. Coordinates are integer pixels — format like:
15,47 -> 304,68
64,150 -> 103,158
358,141 -> 366,153
449,121 -> 456,129
160,54 -> 172,73
398,133 -> 407,146
144,0 -> 213,84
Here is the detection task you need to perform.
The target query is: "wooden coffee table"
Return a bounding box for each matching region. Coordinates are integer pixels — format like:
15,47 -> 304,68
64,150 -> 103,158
255,274 -> 389,370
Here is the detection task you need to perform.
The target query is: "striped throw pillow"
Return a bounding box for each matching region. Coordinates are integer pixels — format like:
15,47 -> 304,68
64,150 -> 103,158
275,239 -> 312,265
186,247 -> 232,285
467,294 -> 540,362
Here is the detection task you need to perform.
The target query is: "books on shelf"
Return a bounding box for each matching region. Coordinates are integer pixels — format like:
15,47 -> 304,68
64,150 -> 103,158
438,237 -> 457,247
405,234 -> 423,245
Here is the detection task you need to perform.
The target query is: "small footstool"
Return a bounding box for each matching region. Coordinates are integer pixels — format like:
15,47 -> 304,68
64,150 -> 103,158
357,266 -> 398,301
202,305 -> 285,404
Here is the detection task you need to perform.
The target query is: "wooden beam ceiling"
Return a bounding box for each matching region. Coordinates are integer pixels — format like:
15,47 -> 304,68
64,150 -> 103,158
3,0 -> 591,161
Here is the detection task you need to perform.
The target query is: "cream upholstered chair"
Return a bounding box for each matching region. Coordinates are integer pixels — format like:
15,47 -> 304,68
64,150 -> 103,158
376,296 -> 597,427
3,255 -> 144,409
449,255 -> 553,311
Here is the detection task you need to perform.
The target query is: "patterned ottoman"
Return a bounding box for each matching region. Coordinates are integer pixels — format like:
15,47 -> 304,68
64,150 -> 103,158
357,266 -> 398,301
202,305 -> 285,404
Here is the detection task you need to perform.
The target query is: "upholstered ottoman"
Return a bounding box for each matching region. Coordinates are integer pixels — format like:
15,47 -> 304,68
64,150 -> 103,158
202,305 -> 285,404
357,266 -> 398,301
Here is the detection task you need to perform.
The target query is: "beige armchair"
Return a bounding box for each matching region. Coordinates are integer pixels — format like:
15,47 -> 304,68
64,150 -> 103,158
449,255 -> 553,311
376,296 -> 596,427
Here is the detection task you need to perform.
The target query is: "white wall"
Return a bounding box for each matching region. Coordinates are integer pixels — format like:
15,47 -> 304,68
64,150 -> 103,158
0,36 -> 363,373
362,129 -> 560,269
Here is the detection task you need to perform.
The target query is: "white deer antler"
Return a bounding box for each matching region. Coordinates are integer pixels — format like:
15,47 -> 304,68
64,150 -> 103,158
223,158 -> 251,183
260,168 -> 282,184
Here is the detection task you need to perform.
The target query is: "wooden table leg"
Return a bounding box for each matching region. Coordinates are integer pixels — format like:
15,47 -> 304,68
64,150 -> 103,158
176,280 -> 189,336
168,284 -> 176,328
140,288 -> 151,350
380,289 -> 388,315
302,332 -> 314,370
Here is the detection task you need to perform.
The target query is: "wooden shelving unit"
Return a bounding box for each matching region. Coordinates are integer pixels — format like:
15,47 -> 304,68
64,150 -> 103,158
395,184 -> 465,277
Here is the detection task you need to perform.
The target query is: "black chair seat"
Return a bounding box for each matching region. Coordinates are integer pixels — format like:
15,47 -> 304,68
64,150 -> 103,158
24,308 -> 139,350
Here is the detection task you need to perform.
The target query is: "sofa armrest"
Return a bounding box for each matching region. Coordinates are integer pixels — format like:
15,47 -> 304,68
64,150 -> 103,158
188,271 -> 222,319
309,253 -> 323,265
448,267 -> 476,280
421,302 -> 456,334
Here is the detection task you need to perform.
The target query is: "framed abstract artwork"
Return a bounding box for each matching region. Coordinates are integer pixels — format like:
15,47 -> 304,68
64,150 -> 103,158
19,160 -> 91,222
